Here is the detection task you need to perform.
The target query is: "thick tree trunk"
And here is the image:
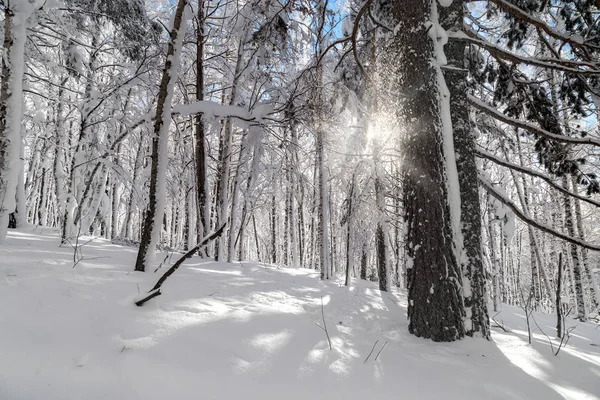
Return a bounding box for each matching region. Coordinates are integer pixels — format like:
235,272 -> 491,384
392,0 -> 465,341
0,5 -> 29,242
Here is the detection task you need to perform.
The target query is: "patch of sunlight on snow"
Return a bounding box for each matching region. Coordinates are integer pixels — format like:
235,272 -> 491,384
373,363 -> 384,382
250,330 -> 292,354
306,346 -> 326,364
329,358 -> 350,376
557,386 -> 599,400
188,267 -> 243,276
494,332 -> 595,399
7,231 -> 49,241
249,291 -> 306,314
569,332 -> 590,342
296,345 -> 328,377
561,345 -> 600,366
495,333 -> 550,377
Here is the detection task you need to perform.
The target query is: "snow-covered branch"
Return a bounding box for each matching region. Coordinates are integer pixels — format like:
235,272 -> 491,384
480,177 -> 600,252
468,95 -> 600,148
476,149 -> 600,209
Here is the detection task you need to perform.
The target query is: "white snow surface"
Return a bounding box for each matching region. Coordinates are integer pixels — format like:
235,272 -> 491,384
1,226 -> 599,400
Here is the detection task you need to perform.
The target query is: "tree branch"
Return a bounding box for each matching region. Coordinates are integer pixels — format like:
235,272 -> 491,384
476,149 -> 600,209
135,224 -> 227,306
468,95 -> 600,147
480,178 -> 600,252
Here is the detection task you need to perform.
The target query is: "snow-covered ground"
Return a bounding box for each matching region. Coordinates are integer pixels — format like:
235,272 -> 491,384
1,226 -> 599,400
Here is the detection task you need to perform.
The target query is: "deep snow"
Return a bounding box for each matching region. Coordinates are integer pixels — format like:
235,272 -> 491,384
1,226 -> 599,399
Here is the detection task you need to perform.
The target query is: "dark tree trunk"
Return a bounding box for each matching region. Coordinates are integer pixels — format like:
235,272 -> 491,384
563,176 -> 587,321
360,243 -> 368,280
376,224 -> 387,291
195,0 -> 209,254
556,252 -> 563,338
271,192 -> 277,264
391,0 -> 465,341
345,172 -> 355,286
440,0 -> 490,339
134,0 -> 187,272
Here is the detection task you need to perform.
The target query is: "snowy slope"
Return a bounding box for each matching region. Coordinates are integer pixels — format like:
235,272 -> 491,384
0,226 -> 598,400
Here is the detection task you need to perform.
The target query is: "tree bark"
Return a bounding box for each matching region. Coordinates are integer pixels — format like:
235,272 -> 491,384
0,5 -> 28,242
195,0 -> 210,253
392,0 -> 465,341
440,0 -> 490,339
562,176 -> 587,321
134,0 -> 188,271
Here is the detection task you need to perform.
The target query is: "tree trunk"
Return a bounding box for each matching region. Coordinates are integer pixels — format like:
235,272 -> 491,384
0,5 -> 29,242
375,174 -> 389,292
195,0 -> 210,252
134,0 -> 189,271
440,0 -> 490,339
215,39 -> 244,261
562,176 -> 587,321
556,252 -> 563,338
571,175 -> 600,312
392,0 -> 465,341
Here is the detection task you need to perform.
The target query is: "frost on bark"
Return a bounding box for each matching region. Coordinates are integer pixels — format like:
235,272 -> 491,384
0,4 -> 29,242
134,0 -> 188,272
392,0 -> 465,341
440,0 -> 489,339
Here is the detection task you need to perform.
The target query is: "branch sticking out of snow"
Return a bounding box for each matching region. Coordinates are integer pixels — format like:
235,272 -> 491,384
134,224 -> 227,307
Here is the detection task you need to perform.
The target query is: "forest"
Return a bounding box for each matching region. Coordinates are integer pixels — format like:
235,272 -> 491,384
0,0 -> 599,398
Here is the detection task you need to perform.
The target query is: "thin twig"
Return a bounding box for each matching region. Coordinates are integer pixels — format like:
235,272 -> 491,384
374,341 -> 388,361
364,340 -> 379,363
320,296 -> 332,350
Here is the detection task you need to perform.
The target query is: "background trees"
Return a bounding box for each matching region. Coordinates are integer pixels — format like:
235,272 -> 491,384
2,0 -> 599,341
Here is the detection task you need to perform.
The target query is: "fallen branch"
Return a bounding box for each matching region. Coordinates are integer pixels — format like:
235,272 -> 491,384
135,224 -> 226,306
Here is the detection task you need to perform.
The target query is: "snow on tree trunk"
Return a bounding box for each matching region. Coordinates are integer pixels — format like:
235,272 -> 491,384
215,39 -> 244,261
317,126 -> 330,280
0,3 -> 33,242
227,131 -> 249,263
439,0 -> 489,339
195,0 -> 210,252
134,0 -> 189,272
563,175 -> 587,321
393,0 -> 465,341
571,175 -> 600,313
